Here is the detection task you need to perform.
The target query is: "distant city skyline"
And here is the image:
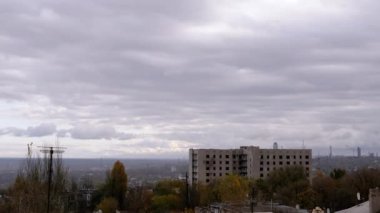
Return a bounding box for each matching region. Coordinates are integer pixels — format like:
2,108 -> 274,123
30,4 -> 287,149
1,0 -> 380,158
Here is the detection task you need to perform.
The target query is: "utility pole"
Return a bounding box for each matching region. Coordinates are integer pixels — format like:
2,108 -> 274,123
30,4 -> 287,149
185,172 -> 189,209
250,187 -> 255,213
39,146 -> 66,213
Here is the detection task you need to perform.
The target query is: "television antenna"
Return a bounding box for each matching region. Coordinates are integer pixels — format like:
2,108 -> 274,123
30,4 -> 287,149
38,146 -> 66,213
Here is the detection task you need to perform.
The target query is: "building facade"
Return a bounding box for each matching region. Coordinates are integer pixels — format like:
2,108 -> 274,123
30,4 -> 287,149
189,145 -> 311,185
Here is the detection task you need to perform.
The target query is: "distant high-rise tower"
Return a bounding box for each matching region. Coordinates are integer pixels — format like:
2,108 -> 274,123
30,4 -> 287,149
329,146 -> 332,158
273,142 -> 278,149
357,147 -> 361,157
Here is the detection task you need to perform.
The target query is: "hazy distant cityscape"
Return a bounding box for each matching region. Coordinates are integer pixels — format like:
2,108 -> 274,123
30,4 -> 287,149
1,149 -> 380,212
2,0 -> 380,212
0,158 -> 187,189
0,150 -> 379,190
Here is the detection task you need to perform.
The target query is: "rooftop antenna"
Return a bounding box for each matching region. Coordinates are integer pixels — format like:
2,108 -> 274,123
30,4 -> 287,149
302,140 -> 305,149
39,145 -> 66,213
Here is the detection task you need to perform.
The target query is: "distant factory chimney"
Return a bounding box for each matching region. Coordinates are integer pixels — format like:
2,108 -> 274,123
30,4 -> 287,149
357,147 -> 361,157
273,142 -> 278,149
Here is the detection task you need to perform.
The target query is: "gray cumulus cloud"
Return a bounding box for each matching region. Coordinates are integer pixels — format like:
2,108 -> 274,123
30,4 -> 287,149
0,123 -> 134,141
58,124 -> 133,140
1,0 -> 380,157
0,123 -> 56,137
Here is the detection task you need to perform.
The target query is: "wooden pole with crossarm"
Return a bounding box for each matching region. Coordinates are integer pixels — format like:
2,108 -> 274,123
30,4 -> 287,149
39,146 -> 66,213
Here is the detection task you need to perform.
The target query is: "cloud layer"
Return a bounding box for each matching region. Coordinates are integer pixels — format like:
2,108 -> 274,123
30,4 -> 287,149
1,0 -> 380,157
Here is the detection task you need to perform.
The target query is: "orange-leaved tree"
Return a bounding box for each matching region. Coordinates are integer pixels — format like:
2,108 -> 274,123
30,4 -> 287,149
103,160 -> 128,210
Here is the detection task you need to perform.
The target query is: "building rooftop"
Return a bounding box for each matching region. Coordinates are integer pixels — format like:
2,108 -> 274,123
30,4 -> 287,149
335,201 -> 369,213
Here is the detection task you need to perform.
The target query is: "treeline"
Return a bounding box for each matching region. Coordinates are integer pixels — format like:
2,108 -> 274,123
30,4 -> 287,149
1,153 -> 380,212
189,166 -> 380,212
137,166 -> 380,212
0,152 -> 189,213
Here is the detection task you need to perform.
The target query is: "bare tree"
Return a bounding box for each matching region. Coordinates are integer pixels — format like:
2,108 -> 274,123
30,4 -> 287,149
6,144 -> 69,213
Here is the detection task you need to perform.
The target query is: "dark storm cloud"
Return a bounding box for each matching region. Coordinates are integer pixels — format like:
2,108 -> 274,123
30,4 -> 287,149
1,0 -> 380,156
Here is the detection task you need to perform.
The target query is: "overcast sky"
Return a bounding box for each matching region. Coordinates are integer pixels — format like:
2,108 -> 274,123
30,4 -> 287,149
1,0 -> 380,158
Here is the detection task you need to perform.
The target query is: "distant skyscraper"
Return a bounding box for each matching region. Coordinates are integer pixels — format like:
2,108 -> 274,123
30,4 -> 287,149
357,147 -> 361,157
329,146 -> 332,158
273,142 -> 278,149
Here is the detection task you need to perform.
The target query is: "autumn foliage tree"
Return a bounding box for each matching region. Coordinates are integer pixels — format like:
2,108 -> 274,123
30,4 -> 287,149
256,166 -> 310,206
346,168 -> 380,201
215,175 -> 249,203
98,160 -> 128,211
97,197 -> 118,213
151,179 -> 186,212
312,170 -> 354,211
191,175 -> 250,207
125,185 -> 153,212
255,166 -> 380,211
